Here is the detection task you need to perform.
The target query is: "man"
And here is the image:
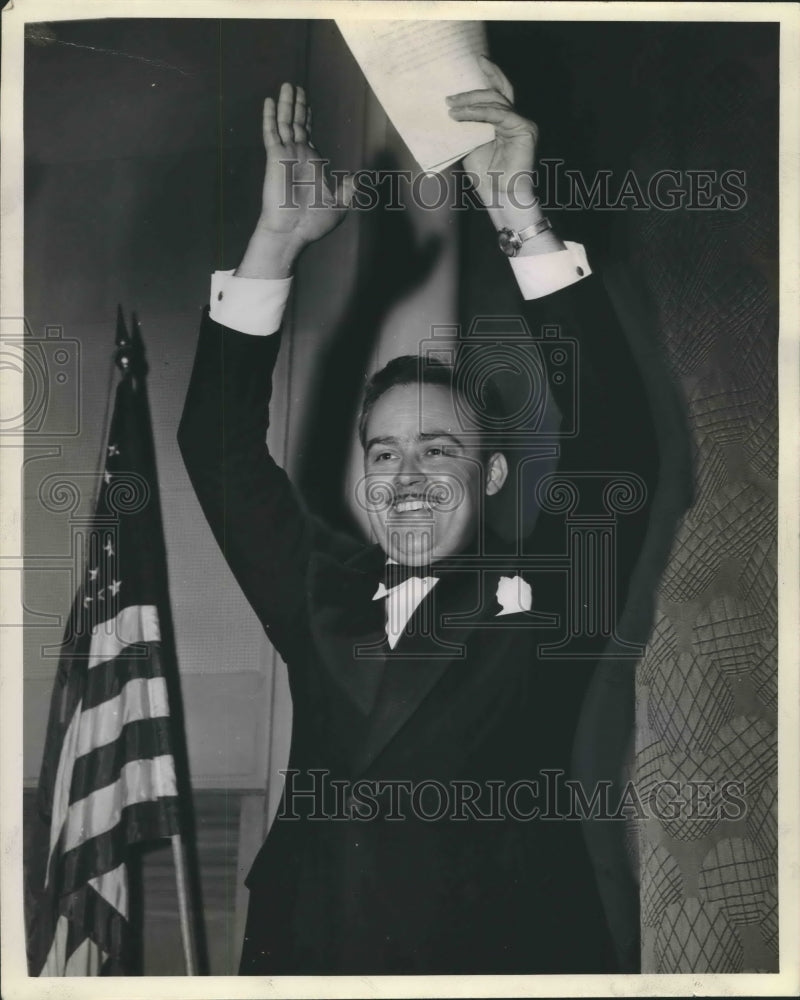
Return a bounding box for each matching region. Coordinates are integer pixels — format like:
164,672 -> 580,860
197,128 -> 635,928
179,61 -> 658,974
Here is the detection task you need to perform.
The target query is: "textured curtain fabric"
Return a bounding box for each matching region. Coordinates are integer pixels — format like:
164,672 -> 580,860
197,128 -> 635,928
460,22 -> 778,971
627,29 -> 779,973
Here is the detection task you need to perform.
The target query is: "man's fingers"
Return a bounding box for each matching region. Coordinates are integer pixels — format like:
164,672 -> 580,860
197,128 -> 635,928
478,55 -> 515,103
293,85 -> 307,126
337,172 -> 356,208
293,85 -> 308,143
306,105 -> 316,148
276,82 -> 295,144
262,97 -> 281,150
448,103 -> 534,132
446,88 -> 510,109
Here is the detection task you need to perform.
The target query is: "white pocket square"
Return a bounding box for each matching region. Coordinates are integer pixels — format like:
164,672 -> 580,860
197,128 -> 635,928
495,575 -> 533,616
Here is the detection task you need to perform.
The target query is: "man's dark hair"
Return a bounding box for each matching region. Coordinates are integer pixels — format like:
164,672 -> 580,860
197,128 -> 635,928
357,354 -> 505,450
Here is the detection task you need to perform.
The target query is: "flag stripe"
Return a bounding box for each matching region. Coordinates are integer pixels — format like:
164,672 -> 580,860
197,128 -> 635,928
64,755 -> 177,854
45,702 -> 83,887
82,642 -> 166,711
64,936 -> 104,976
88,604 -> 159,670
39,880 -> 129,975
64,909 -> 102,973
70,717 -> 174,805
76,676 -> 169,757
41,914 -> 69,976
64,881 -> 128,966
88,863 -> 128,919
42,914 -> 103,976
46,681 -> 171,879
57,798 -> 180,898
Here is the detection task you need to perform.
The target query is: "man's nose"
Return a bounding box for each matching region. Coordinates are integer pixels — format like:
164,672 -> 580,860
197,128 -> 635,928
396,455 -> 425,485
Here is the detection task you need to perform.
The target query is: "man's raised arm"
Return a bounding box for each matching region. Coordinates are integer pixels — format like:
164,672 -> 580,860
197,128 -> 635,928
449,58 -> 659,606
177,84 -> 356,661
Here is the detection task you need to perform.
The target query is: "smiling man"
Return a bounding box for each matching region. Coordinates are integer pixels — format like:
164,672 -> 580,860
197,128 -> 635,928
360,356 -> 508,568
179,63 -> 659,975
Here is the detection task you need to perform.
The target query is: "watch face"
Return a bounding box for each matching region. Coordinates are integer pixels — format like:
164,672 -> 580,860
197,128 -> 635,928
498,228 -> 521,257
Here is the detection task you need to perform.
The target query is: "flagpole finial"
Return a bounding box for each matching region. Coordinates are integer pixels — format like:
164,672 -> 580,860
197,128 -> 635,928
115,306 -> 146,375
115,305 -> 132,372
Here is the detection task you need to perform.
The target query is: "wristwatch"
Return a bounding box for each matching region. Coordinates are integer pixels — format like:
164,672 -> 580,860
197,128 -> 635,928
498,217 -> 553,257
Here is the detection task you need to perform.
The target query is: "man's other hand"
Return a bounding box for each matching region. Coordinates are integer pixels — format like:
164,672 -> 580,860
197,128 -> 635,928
447,57 -> 537,203
448,57 -> 563,255
237,83 -> 355,279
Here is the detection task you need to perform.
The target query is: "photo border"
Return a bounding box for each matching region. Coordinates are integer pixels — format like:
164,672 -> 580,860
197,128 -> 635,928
2,2 -> 798,997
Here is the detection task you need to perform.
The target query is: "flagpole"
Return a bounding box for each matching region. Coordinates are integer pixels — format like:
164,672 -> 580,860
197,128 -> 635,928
116,310 -> 197,976
170,835 -> 197,975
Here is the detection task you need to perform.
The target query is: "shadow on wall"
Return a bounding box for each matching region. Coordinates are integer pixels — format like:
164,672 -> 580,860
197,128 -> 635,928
294,150 -> 444,535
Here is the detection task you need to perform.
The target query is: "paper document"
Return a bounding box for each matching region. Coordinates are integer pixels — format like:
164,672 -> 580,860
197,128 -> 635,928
336,19 -> 495,173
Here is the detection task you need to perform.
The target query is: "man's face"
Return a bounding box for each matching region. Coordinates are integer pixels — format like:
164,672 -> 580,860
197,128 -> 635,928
362,382 -> 507,566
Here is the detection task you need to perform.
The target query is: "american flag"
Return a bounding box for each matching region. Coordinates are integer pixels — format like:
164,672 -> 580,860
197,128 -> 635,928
26,312 -> 182,975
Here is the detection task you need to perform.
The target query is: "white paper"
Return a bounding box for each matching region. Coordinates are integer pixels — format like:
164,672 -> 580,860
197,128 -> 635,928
336,19 -> 495,172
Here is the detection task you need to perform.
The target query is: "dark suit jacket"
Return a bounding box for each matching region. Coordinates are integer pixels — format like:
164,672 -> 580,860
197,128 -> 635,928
178,273 -> 659,975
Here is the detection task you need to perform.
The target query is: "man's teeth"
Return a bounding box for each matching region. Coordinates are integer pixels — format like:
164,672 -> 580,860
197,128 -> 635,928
395,499 -> 430,513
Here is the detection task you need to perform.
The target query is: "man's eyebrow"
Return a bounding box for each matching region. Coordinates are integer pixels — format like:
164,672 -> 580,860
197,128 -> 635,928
365,431 -> 467,451
365,435 -> 399,451
418,431 -> 466,448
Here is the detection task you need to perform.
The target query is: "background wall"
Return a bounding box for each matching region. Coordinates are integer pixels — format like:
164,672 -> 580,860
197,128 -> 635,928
22,16 -> 457,973
22,16 -> 778,976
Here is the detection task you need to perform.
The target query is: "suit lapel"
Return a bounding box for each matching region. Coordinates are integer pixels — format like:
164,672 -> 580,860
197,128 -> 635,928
309,546 -> 552,775
352,567 -> 485,776
307,546 -> 387,715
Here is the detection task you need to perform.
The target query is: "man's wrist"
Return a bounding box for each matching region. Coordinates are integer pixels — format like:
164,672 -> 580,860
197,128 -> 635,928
235,222 -> 306,279
485,181 -> 565,256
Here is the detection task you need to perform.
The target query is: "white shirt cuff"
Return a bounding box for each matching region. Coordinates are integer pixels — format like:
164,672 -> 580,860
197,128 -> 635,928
509,242 -> 591,301
209,270 -> 292,336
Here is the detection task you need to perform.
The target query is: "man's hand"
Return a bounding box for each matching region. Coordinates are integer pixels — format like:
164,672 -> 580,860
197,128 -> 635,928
448,57 -> 563,255
448,57 -> 536,199
237,83 -> 355,278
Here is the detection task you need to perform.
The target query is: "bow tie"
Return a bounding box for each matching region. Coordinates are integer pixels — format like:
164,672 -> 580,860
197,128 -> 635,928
383,562 -> 437,591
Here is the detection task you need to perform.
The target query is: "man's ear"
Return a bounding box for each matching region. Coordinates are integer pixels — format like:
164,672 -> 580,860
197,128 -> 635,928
485,452 -> 509,496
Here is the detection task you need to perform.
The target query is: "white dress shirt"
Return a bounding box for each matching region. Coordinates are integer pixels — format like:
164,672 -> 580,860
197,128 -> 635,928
372,575 -> 439,650
209,242 -> 591,337
208,242 -> 591,645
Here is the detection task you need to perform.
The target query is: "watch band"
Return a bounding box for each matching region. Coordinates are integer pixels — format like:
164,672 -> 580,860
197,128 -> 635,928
518,218 -> 553,241
498,217 -> 553,257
